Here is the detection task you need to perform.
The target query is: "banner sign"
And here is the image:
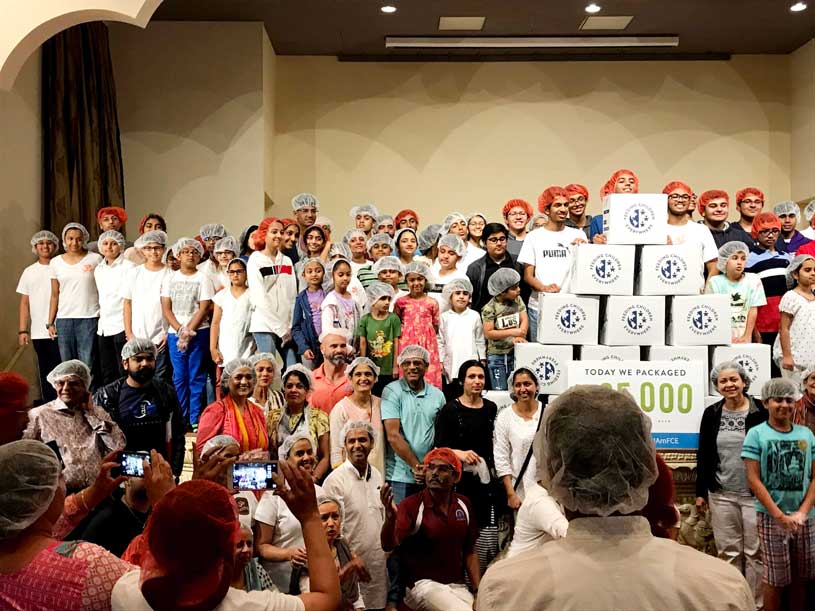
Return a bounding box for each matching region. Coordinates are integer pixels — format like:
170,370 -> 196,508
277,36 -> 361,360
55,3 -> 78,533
567,360 -> 705,450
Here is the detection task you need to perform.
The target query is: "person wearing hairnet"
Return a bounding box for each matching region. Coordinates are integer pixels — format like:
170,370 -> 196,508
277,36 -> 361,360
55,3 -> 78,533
160,237 -> 216,430
437,279 -> 485,393
704,241 -> 766,343
697,189 -> 754,248
376,214 -> 395,238
466,222 -> 526,313
773,254 -> 815,385
87,206 -> 133,254
742,378 -> 815,611
429,234 -> 468,311
395,209 -> 419,231
380,447 -> 481,611
209,257 -> 253,385
695,361 -> 767,607
564,184 -> 592,239
357,282 -> 401,396
0,440 -> 176,611
17,230 -> 62,402
796,365 -> 815,436
122,212 -> 166,265
588,169 -> 640,243
478,385 -> 754,611
518,187 -> 585,341
198,234 -> 238,292
502,198 -> 532,260
198,223 -> 228,259
196,358 -> 269,461
735,187 -> 766,236
801,200 -> 815,241
482,269 -> 528,391
395,227 -> 419,269
46,222 -> 103,368
773,201 -> 811,254
94,230 -> 135,385
291,193 -> 320,247
23,360 -> 126,492
324,420 -> 388,610
93,338 -> 186,476
357,233 -> 393,289
351,204 -> 379,238
747,213 -> 794,372
466,212 -> 486,249
663,180 -> 720,283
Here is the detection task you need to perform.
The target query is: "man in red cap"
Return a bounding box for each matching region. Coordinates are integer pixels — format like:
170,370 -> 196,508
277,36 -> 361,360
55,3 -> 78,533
698,189 -> 754,248
88,206 -> 132,253
735,188 -> 765,235
381,447 -> 480,611
564,184 -> 592,239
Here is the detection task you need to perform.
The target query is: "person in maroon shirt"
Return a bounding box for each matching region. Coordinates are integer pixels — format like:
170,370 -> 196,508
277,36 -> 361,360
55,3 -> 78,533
380,447 -> 480,611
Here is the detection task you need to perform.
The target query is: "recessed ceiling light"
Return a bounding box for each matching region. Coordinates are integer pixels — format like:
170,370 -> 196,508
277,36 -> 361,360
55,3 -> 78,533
790,2 -> 807,11
439,16 -> 486,31
585,3 -> 602,13
381,5 -> 397,14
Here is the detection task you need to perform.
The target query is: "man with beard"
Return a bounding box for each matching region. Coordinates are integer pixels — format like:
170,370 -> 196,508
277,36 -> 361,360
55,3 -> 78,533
310,330 -> 353,414
93,337 -> 186,475
380,446 -> 480,611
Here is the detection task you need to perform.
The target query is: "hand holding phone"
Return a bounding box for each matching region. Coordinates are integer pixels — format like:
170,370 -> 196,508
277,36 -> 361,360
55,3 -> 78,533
113,450 -> 151,478
230,461 -> 278,491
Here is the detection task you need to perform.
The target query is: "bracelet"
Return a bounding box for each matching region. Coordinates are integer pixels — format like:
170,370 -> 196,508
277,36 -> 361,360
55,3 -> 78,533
78,489 -> 90,512
18,330 -> 29,335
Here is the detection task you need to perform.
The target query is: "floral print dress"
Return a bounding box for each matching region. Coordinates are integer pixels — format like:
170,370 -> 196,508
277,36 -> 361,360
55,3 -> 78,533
393,295 -> 442,388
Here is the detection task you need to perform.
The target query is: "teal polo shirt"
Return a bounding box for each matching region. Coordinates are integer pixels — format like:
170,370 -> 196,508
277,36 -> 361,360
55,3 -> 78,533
381,378 -> 446,484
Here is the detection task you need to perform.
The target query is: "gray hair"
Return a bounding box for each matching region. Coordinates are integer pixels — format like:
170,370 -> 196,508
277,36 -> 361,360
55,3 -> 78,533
710,360 -> 751,393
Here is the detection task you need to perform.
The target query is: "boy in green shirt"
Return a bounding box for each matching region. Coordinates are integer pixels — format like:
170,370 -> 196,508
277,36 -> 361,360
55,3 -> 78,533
357,281 -> 402,397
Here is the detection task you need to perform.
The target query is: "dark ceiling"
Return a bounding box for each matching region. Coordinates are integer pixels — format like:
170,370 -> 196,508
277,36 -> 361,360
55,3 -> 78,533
153,0 -> 815,60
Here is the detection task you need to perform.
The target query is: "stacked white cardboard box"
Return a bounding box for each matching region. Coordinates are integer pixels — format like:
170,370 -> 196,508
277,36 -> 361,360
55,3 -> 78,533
513,193 -> 772,406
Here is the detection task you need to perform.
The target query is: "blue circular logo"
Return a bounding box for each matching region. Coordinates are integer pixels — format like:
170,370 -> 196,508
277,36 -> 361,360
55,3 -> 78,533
655,254 -> 688,285
623,204 -> 654,234
590,254 -> 621,284
621,305 -> 654,336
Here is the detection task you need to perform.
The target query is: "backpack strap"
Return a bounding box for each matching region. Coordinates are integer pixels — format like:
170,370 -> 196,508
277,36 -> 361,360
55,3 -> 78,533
410,498 -> 470,536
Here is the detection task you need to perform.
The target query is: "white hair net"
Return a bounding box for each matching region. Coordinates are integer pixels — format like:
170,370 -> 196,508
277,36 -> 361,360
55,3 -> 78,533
509,366 -> 540,393
319,327 -> 352,343
139,230 -> 167,247
805,200 -> 815,223
365,281 -> 395,305
417,225 -> 442,252
343,229 -> 367,244
316,493 -> 345,526
327,257 -> 352,278
172,237 -> 204,258
536,385 -> 659,517
199,224 -> 227,241
442,277 -> 473,303
716,241 -> 749,274
282,364 -> 315,391
467,211 -> 487,223
350,204 -> 379,219
249,352 -> 277,369
801,364 -> 815,393
30,230 -> 59,254
527,213 -> 549,232
279,431 -> 316,461
61,222 -> 90,245
397,344 -> 430,366
98,230 -> 125,249
367,233 -> 393,252
0,440 -> 61,538
403,261 -> 431,280
291,193 -> 319,211
348,356 -> 380,379
315,216 -> 333,233
328,243 -> 351,260
710,360 -> 751,393
121,337 -> 157,361
487,267 -> 521,296
760,378 -> 802,401
46,359 -> 91,390
213,235 -> 238,254
221,358 -> 257,389
438,234 -> 466,257
340,419 -> 377,446
376,215 -> 394,227
786,254 -> 815,287
772,201 -> 799,219
202,434 -> 239,456
394,227 -> 417,247
299,257 -> 326,278
372,256 -> 403,276
441,212 -> 467,235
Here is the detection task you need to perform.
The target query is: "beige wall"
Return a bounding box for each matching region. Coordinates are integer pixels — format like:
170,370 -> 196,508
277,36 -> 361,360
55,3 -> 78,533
0,50 -> 43,380
263,32 -> 276,214
108,22 -> 267,240
790,39 -> 815,202
273,55 -> 791,233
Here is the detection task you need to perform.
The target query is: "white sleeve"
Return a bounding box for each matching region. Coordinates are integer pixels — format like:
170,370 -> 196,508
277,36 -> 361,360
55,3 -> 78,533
700,226 -> 718,262
160,273 -> 173,298
493,410 -> 513,480
329,406 -> 345,468
119,267 -> 136,300
15,268 -> 30,295
321,294 -> 337,333
246,255 -> 277,316
253,492 -> 280,526
473,311 -> 486,359
199,274 -> 215,301
517,232 -> 536,267
528,487 -> 569,539
437,314 -> 448,373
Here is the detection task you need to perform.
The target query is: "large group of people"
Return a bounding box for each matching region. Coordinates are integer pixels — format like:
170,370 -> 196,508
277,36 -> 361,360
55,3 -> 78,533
2,169 -> 815,610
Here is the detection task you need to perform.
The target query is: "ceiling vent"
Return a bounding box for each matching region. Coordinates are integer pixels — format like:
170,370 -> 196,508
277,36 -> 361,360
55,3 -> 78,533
580,16 -> 634,30
438,16 -> 486,31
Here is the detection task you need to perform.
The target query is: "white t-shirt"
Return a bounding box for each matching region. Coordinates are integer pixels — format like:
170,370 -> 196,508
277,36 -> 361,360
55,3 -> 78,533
112,570 -> 304,611
517,226 -> 586,310
197,259 -> 228,293
159,270 -> 215,333
120,265 -> 170,344
94,255 -> 134,336
212,288 -> 254,363
16,261 -> 55,339
802,226 -> 815,240
49,252 -> 103,318
666,221 -> 718,264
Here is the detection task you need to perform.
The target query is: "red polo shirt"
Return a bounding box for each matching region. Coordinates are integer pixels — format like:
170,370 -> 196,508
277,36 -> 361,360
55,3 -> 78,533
394,488 -> 479,587
309,364 -> 351,414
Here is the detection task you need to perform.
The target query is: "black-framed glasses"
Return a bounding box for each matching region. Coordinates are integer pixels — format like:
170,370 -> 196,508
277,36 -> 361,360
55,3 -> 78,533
227,269 -> 246,275
486,236 -> 507,244
668,194 -> 691,202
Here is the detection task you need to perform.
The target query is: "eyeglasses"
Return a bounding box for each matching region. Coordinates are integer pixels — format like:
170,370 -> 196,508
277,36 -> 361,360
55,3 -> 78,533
486,236 -> 507,244
141,246 -> 163,252
226,269 -> 246,275
506,211 -> 528,218
668,194 -> 691,202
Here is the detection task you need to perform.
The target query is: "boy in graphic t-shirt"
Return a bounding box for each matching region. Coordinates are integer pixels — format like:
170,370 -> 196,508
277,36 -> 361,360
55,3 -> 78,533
742,378 -> 815,610
481,268 -> 527,391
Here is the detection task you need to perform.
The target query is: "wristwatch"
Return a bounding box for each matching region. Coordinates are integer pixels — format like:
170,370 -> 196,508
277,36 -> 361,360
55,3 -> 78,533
45,323 -> 55,329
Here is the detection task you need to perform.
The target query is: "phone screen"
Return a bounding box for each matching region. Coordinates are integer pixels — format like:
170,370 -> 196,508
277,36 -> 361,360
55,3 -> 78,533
119,451 -> 151,478
232,461 -> 278,491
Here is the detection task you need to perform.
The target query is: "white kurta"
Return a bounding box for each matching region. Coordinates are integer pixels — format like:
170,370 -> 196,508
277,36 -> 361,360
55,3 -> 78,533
493,402 -> 542,500
437,309 -> 486,382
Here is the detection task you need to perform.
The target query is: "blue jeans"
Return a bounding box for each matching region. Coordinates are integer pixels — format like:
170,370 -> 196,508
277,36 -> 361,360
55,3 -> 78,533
253,332 -> 297,368
527,306 -> 539,342
168,328 -> 210,426
55,318 -> 98,369
488,353 -> 514,391
387,480 -> 424,604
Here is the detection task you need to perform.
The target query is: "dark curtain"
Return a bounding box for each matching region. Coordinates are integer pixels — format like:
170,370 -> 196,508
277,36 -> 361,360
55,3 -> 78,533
42,22 -> 125,236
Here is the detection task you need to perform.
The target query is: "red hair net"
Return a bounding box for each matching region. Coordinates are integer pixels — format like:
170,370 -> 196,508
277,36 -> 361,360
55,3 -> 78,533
750,212 -> 781,239
141,480 -> 239,611
96,206 -> 128,224
565,183 -> 589,201
395,209 -> 419,227
280,217 -> 297,228
0,372 -> 29,415
662,181 -> 692,195
641,454 -> 678,539
537,186 -> 569,213
253,217 -> 282,251
502,198 -> 533,218
698,190 -> 729,215
736,187 -> 765,205
424,447 -> 462,479
600,169 -> 639,198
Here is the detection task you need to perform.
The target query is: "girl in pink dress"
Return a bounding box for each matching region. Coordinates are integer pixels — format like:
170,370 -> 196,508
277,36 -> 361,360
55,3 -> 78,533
393,262 -> 442,388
